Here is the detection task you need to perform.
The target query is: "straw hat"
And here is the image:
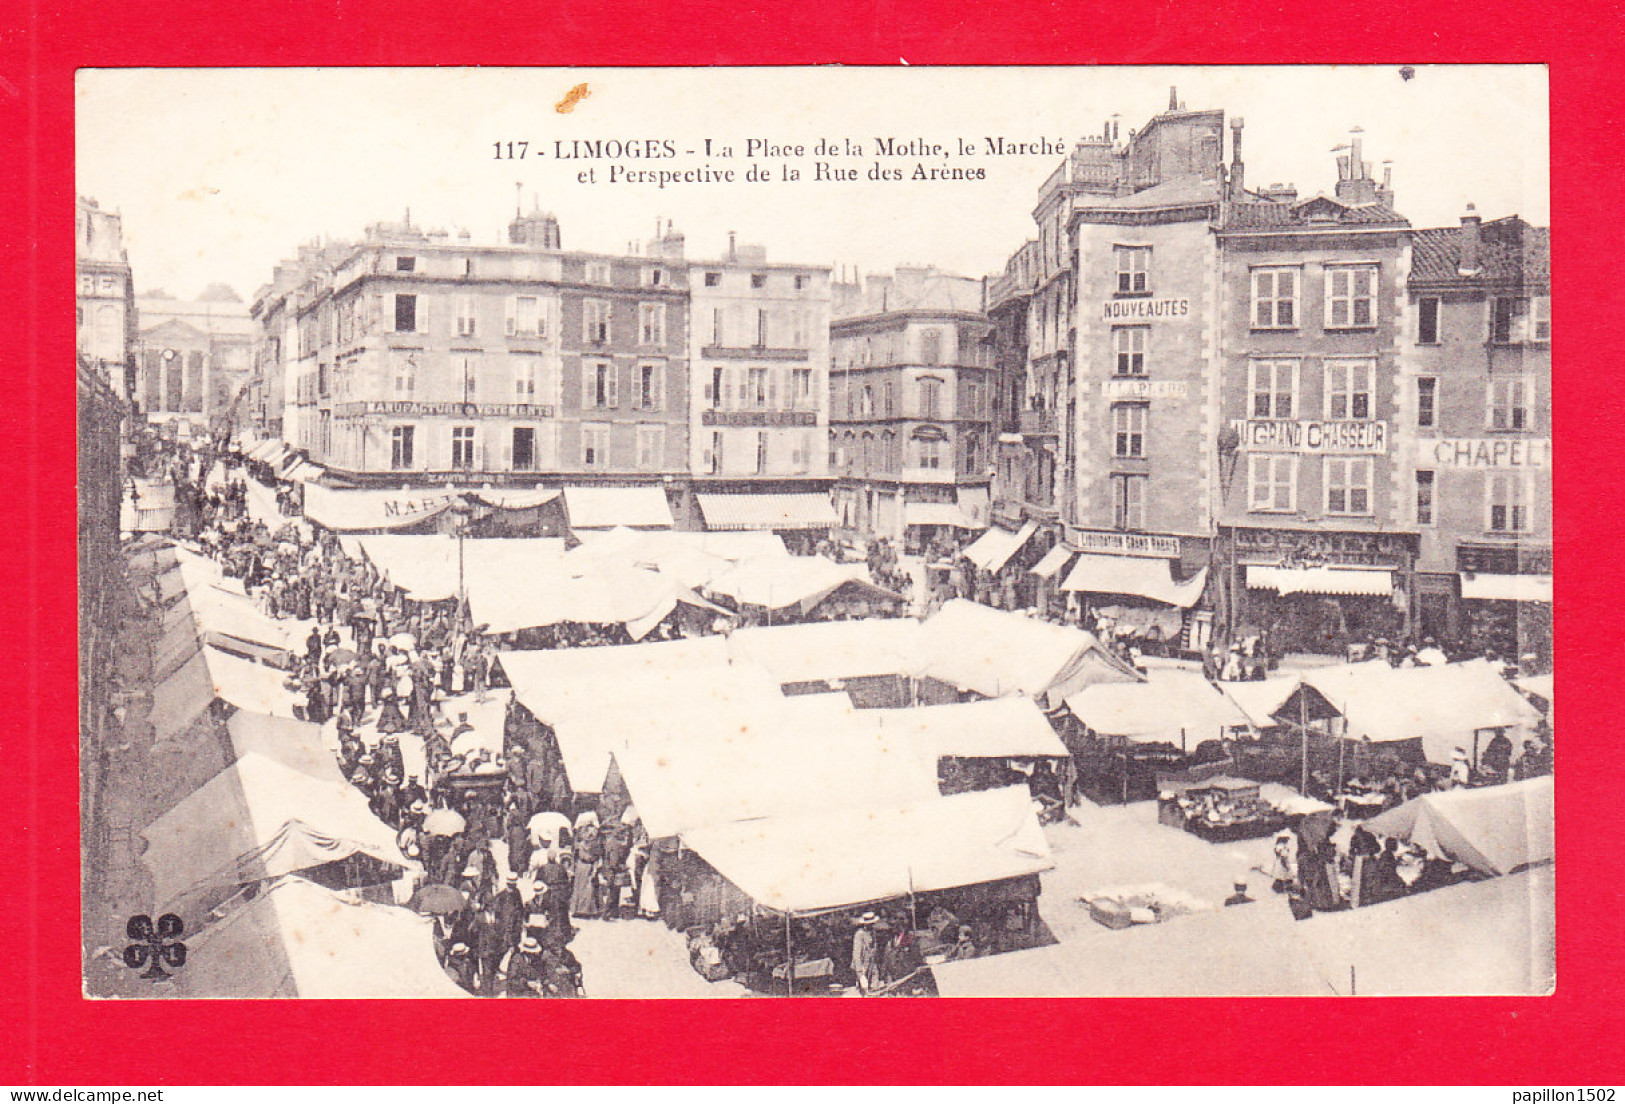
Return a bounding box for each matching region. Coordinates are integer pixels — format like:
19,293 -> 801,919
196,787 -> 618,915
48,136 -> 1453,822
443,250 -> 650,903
855,911 -> 879,925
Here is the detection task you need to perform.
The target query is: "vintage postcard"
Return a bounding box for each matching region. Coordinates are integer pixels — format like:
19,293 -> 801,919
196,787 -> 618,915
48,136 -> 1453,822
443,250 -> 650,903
75,65 -> 1553,1002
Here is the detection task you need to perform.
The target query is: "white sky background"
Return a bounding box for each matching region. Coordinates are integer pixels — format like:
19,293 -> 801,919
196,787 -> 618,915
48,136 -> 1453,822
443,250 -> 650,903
75,66 -> 1548,301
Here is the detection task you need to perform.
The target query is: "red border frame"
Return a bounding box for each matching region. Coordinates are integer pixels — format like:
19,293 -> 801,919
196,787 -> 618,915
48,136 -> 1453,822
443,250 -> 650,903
6,1 -> 1623,1085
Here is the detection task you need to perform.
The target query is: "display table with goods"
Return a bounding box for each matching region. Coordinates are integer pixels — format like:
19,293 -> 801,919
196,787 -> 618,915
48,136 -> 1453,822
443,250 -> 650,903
1079,883 -> 1218,930
1157,776 -> 1290,841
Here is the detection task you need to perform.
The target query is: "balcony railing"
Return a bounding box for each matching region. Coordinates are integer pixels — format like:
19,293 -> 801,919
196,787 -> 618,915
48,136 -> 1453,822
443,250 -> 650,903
702,344 -> 811,361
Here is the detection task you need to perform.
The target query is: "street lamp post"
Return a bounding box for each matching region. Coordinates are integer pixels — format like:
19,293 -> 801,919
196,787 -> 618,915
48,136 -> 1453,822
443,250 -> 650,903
450,497 -> 474,625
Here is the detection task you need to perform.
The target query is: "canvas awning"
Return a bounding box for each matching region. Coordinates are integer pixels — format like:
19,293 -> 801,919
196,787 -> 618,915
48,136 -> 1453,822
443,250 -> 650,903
303,484 -> 463,532
1028,544 -> 1078,580
962,521 -> 1039,573
696,492 -> 837,532
1064,555 -> 1207,608
916,598 -> 1142,710
1461,573 -> 1552,603
1220,677 -> 1341,730
171,877 -> 467,999
148,647 -> 299,743
1366,776 -> 1553,877
225,711 -> 346,786
563,486 -> 674,529
680,786 -> 1053,916
141,752 -> 408,908
1303,659 -> 1542,764
1246,565 -> 1393,596
903,502 -> 986,530
1065,668 -> 1249,745
612,716 -> 938,840
468,487 -> 561,510
866,697 -> 1069,759
725,618 -> 923,684
703,556 -> 901,613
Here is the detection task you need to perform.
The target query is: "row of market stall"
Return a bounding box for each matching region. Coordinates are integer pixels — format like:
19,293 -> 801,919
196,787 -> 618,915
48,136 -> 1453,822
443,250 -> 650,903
125,538 -> 467,998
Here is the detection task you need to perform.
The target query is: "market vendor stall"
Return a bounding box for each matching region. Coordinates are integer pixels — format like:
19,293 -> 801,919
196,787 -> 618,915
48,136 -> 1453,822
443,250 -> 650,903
1156,775 -> 1289,842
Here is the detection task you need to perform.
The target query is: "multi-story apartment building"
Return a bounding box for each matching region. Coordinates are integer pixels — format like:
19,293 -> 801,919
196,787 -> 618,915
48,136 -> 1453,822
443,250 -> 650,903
76,195 -> 137,402
1213,132 -> 1417,654
685,233 -> 835,536
987,240 -> 1046,520
828,267 -> 994,548
249,240 -> 353,440
134,286 -> 256,436
1403,211 -> 1551,661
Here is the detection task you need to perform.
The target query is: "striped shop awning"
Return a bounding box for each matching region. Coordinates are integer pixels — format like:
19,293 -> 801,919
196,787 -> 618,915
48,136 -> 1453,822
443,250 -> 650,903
1245,565 -> 1393,597
1460,573 -> 1552,603
696,492 -> 836,532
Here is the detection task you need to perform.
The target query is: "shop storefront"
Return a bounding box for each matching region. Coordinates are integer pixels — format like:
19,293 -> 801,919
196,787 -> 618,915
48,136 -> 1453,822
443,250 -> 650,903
1051,528 -> 1211,653
1223,525 -> 1417,656
1455,542 -> 1553,665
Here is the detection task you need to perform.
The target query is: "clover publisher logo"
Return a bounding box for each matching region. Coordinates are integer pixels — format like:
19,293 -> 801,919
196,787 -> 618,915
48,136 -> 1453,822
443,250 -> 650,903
123,913 -> 187,981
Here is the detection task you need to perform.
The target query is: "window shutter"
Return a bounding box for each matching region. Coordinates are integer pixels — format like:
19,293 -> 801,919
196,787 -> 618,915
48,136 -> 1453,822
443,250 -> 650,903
606,362 -> 619,408
505,298 -> 517,336
651,365 -> 662,411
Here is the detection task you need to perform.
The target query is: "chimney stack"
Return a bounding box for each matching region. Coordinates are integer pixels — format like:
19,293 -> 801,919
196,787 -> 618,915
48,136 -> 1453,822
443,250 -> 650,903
1169,85 -> 1179,112
1229,117 -> 1246,200
1458,204 -> 1482,275
728,231 -> 737,262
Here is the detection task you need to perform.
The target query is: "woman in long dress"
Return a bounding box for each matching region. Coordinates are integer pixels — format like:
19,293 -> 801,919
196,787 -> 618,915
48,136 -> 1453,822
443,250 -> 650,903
569,811 -> 602,918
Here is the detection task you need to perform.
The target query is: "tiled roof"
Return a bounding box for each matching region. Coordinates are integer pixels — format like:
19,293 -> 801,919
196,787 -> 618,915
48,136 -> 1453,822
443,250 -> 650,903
1409,218 -> 1548,286
1222,196 -> 1409,230
1075,176 -> 1221,211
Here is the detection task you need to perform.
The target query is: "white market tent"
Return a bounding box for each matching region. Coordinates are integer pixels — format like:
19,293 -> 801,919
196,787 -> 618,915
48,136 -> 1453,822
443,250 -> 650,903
355,534 -> 567,602
170,877 -> 467,999
724,618 -> 924,685
861,697 -> 1069,760
141,752 -> 409,909
1365,776 -> 1553,877
612,716 -> 939,840
1064,668 -> 1250,746
224,710 -> 346,786
702,555 -> 902,614
1219,677 -> 1310,731
962,521 -> 1040,573
1303,659 -> 1542,764
148,646 -> 299,743
498,637 -> 731,716
680,785 -> 1054,916
570,528 -> 788,590
916,599 -> 1143,710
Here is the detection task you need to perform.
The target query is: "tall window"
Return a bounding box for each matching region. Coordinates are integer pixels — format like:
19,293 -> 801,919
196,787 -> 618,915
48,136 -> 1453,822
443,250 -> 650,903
1415,470 -> 1435,526
1417,296 -> 1440,344
1248,454 -> 1296,512
1323,360 -> 1375,420
1115,246 -> 1151,295
639,362 -> 662,410
860,385 -> 874,418
883,381 -> 894,418
390,425 -> 415,469
1114,327 -> 1148,375
512,427 -> 536,471
585,360 -> 617,409
1491,297 -> 1521,344
965,433 -> 980,474
644,267 -> 664,287
1488,378 -> 1530,430
709,431 -> 724,475
393,357 -> 416,397
583,299 -> 610,344
513,358 -> 537,401
1487,473 -> 1531,533
454,355 -> 478,401
1111,474 -> 1147,530
393,294 -> 417,333
917,437 -> 941,469
582,423 -> 610,467
1249,360 -> 1298,419
637,426 -> 664,471
1325,457 -> 1373,515
456,296 -> 478,337
1325,265 -> 1378,328
748,367 -> 768,408
451,426 -> 476,470
1417,377 -> 1437,429
756,309 -> 769,348
506,296 -> 542,336
585,262 -> 612,285
1531,295 -> 1551,342
919,378 -> 942,418
920,329 -> 942,366
792,368 -> 813,408
709,366 -> 724,410
639,302 -> 665,346
756,431 -> 769,474
1251,267 -> 1298,329
711,308 -> 725,346
1112,403 -> 1148,458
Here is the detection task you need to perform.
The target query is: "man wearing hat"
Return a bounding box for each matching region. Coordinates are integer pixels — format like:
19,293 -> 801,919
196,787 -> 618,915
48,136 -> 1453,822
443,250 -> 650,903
851,912 -> 881,995
1450,746 -> 1472,788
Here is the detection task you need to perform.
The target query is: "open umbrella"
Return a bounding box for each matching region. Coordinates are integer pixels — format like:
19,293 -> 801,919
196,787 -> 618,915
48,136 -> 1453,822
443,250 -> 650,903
421,807 -> 467,837
328,647 -> 358,666
408,884 -> 468,914
389,631 -> 417,650
527,810 -> 572,847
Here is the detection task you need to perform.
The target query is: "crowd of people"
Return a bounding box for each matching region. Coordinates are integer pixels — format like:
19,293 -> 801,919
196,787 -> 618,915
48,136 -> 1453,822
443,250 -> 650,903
1267,817 -> 1473,917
